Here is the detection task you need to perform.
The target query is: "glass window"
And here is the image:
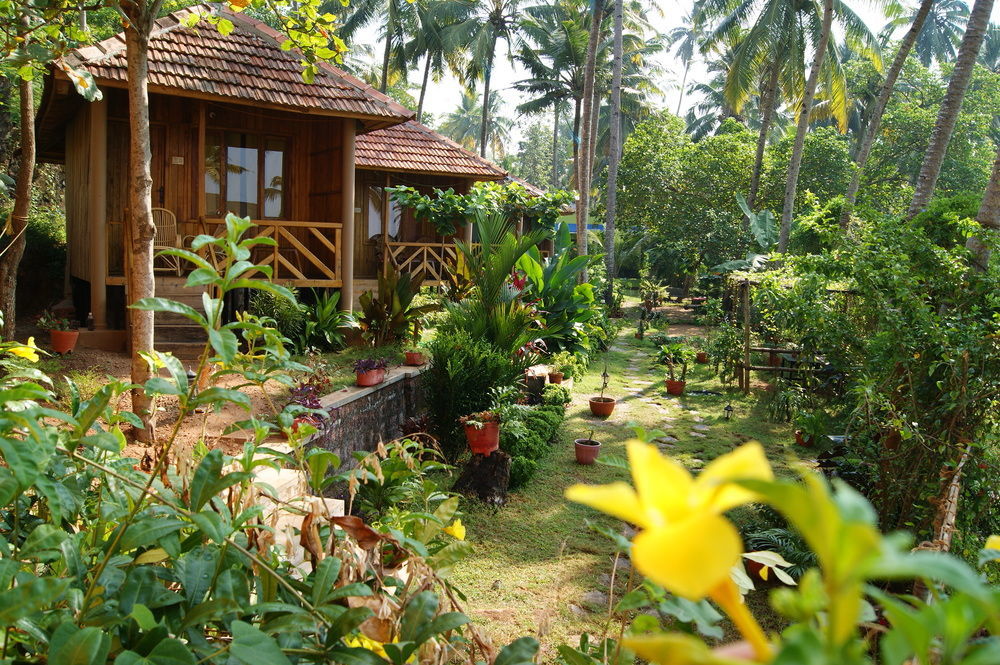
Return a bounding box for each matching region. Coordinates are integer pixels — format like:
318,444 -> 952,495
204,131 -> 286,219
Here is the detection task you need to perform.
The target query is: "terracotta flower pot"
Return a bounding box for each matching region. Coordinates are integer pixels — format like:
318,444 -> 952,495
49,329 -> 79,354
882,429 -> 901,451
465,421 -> 500,456
548,371 -> 564,384
589,397 -> 616,417
355,368 -> 386,387
666,379 -> 686,396
794,430 -> 813,447
696,351 -> 709,364
575,438 -> 601,465
404,351 -> 426,366
292,415 -> 321,433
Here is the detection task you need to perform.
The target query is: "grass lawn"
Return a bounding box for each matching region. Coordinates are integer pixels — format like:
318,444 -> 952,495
450,309 -> 795,658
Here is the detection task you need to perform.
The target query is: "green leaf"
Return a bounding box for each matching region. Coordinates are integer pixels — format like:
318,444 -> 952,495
0,578 -> 70,626
311,556 -> 342,606
131,298 -> 207,327
146,638 -> 198,665
128,604 -> 157,631
177,546 -> 219,607
20,524 -> 70,561
230,620 -> 293,665
49,626 -> 110,665
119,517 -> 187,551
190,510 -> 232,543
325,647 -> 387,665
208,327 -> 239,365
495,637 -> 540,665
399,591 -> 437,643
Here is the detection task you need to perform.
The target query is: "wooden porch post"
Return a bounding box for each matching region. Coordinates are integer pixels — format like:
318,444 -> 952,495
88,99 -> 108,328
340,119 -> 356,311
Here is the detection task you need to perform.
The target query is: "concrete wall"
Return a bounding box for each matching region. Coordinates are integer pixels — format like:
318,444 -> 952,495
309,366 -> 424,463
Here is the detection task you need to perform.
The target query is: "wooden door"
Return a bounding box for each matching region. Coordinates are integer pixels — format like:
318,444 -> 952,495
150,125 -> 167,209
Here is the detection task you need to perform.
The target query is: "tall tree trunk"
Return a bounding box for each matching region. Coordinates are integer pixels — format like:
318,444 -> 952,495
570,97 -> 581,189
379,9 -> 393,94
577,0 -> 605,278
966,145 -> 1000,271
747,60 -> 780,211
124,7 -> 159,442
675,59 -> 690,116
778,0 -> 833,252
416,52 -> 432,122
841,0 -> 933,228
0,43 -> 34,339
551,103 -> 560,189
478,62 -> 493,158
907,0 -> 995,219
603,0 -> 623,304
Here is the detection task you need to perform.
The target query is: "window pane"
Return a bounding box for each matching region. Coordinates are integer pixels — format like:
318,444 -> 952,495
263,137 -> 285,219
225,132 -> 258,218
367,186 -> 383,240
205,132 -> 222,216
388,197 -> 402,237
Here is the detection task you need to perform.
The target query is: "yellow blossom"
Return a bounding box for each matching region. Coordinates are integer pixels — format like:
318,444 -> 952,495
985,535 -> 1000,556
566,441 -> 773,601
444,519 -> 466,541
7,337 -> 39,363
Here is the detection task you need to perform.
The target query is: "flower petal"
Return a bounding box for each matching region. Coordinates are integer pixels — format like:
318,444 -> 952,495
623,633 -> 749,665
985,535 -> 1000,553
565,482 -> 650,528
627,440 -> 693,524
631,513 -> 743,601
695,442 -> 773,513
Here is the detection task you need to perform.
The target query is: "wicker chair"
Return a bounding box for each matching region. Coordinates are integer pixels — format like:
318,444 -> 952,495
152,208 -> 183,275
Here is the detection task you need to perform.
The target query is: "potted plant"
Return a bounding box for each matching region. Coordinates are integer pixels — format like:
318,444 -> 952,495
660,342 -> 694,395
589,365 -> 616,417
575,429 -> 601,465
693,341 -> 709,364
794,411 -> 828,448
353,357 -> 388,387
38,311 -> 79,354
548,351 -> 575,384
459,410 -> 500,456
404,320 -> 427,366
287,376 -> 329,433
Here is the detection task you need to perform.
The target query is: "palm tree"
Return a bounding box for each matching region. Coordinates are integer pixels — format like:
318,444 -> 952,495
701,0 -> 880,209
439,88 -> 513,160
778,0 -> 835,251
455,0 -> 521,156
841,0 -> 936,227
577,0 -> 607,272
328,0 -> 418,93
604,0 -> 624,302
883,0 -> 969,66
403,0 -> 473,122
664,9 -> 706,115
978,22 -> 1000,72
907,0 -> 996,219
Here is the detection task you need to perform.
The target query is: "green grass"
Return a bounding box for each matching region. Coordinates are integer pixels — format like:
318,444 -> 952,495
449,314 -> 795,656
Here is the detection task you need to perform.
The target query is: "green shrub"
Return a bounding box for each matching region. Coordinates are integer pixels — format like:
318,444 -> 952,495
16,204 -> 66,314
498,403 -> 566,490
509,456 -> 539,489
423,330 -> 531,460
541,384 -> 571,407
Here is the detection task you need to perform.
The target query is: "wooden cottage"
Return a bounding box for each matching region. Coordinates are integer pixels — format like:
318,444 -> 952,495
35,4 -> 506,349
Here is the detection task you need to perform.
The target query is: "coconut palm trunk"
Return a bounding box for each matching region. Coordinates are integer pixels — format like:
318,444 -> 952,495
747,60 -> 780,211
0,25 -> 33,339
906,0 -> 995,219
417,52 -> 432,122
123,3 -> 161,441
551,103 -> 561,188
479,62 -> 493,158
571,97 -> 581,188
840,0 -> 934,228
603,0 -> 624,303
778,0 -> 834,252
577,0 -> 605,276
675,59 -> 690,116
966,145 -> 1000,271
379,5 -> 394,93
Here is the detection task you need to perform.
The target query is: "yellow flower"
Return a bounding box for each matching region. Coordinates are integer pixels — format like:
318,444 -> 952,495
444,519 -> 466,541
566,441 -> 773,601
985,535 -> 1000,556
343,634 -> 387,659
7,337 -> 39,363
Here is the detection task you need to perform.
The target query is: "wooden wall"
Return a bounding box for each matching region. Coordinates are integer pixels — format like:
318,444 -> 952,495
65,105 -> 90,281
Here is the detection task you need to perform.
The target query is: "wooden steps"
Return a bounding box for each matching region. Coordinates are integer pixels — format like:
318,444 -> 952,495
154,276 -> 209,359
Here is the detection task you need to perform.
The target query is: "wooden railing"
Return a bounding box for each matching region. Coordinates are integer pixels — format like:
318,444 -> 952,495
200,218 -> 343,287
385,241 -> 459,282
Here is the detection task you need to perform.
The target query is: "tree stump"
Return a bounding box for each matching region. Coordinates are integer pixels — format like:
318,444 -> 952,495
453,451 -> 511,506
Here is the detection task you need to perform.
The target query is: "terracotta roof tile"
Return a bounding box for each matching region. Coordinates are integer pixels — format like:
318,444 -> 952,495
356,120 -> 507,180
63,4 -> 412,126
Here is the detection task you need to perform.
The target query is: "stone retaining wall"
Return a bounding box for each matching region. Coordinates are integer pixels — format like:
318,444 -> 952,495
309,366 -> 425,463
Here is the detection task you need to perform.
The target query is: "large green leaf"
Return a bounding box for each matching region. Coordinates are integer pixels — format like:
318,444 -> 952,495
48,626 -> 110,665
495,636 -> 540,665
229,620 -> 293,665
0,578 -> 70,626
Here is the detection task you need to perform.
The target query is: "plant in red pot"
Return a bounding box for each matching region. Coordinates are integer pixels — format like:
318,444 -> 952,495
286,374 -> 331,434
460,410 -> 500,456
659,341 -> 694,396
38,311 -> 79,355
589,365 -> 616,417
353,357 -> 388,387
404,319 -> 428,366
793,410 -> 828,448
574,429 -> 601,465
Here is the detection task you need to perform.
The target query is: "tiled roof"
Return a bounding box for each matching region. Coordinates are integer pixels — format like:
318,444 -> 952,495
356,120 -> 507,180
63,5 -> 412,127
